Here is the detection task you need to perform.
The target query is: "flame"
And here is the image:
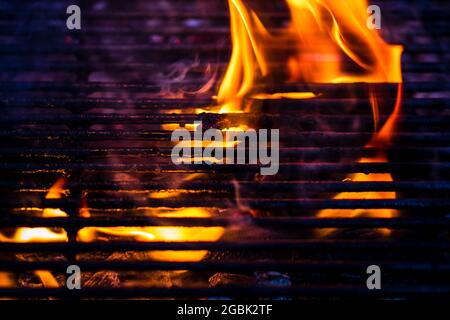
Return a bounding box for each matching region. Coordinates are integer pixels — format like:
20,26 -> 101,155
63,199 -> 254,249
169,124 -> 248,165
1,176 -> 223,286
45,178 -> 68,199
0,178 -> 69,241
0,178 -> 69,288
250,92 -> 317,100
317,155 -> 398,237
1,2 -> 405,289
317,84 -> 403,237
0,272 -> 14,288
212,0 -> 403,236
285,0 -> 402,84
215,0 -> 402,113
78,208 -> 224,262
78,169 -> 223,262
0,228 -> 67,243
215,0 -> 271,113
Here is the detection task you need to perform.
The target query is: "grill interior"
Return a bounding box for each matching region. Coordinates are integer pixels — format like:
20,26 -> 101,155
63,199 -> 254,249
0,0 -> 449,299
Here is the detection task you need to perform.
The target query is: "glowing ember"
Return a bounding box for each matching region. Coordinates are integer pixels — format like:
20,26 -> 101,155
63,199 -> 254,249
318,83 -> 403,237
250,92 -> 318,100
0,228 -> 67,243
0,272 -> 14,288
0,178 -> 68,288
214,0 -> 402,113
317,156 -> 399,237
1,177 -> 223,270
78,208 -> 224,262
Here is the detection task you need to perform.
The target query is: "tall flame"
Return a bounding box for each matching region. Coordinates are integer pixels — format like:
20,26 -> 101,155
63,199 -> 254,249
216,0 -> 402,113
285,0 -> 402,84
214,0 -> 403,236
216,0 -> 270,113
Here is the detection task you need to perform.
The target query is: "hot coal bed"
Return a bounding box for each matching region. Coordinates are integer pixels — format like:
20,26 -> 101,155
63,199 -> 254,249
0,0 -> 449,300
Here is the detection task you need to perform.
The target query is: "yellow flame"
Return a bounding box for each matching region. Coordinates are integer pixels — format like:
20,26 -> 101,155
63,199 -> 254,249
213,0 -> 403,236
78,208 -> 224,262
0,272 -> 14,288
2,177 -> 223,279
0,179 -> 69,289
35,271 -> 60,288
318,84 -> 403,237
215,0 -> 402,114
286,0 -> 403,84
250,92 -> 317,100
45,178 -> 68,199
1,2 -> 405,285
215,0 -> 270,113
0,228 -> 67,243
317,156 -> 398,237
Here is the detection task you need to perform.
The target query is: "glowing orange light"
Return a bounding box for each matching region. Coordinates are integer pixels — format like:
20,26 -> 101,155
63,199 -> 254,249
0,178 -> 69,288
78,208 -> 224,262
212,0 -> 403,236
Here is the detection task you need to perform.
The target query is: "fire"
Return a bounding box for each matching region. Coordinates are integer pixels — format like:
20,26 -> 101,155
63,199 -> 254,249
1,175 -> 224,286
1,1 -> 405,290
75,172 -> 223,262
0,272 -> 14,288
78,171 -> 224,262
0,228 -> 67,243
215,0 -> 402,113
0,178 -> 69,288
78,208 -> 224,262
212,0 -> 403,236
317,83 -> 403,237
285,0 -> 402,84
317,155 -> 398,237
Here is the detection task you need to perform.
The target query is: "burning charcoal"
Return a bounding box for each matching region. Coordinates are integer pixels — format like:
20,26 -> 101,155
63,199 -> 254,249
17,273 -> 40,288
105,252 -> 200,288
85,271 -> 120,288
107,251 -> 153,261
255,272 -> 291,287
208,273 -> 256,287
16,253 -> 66,288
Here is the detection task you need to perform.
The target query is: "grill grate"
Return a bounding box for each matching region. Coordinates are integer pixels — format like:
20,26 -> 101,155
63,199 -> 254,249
0,0 -> 449,299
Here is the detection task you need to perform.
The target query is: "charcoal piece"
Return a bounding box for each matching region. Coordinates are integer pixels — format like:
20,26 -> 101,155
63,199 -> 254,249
209,273 -> 256,287
85,271 -> 120,288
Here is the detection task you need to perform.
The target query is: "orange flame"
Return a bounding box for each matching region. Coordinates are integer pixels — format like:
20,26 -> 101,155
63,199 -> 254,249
0,272 -> 14,289
78,170 -> 224,261
213,0 -> 403,236
318,83 -> 403,237
0,2 -> 405,289
78,171 -> 223,262
0,178 -> 69,288
78,207 -> 224,262
1,176 -> 224,287
216,0 -> 402,113
286,0 -> 402,84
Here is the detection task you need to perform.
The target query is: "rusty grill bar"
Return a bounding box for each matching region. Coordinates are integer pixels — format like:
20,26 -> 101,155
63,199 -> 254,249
0,0 -> 449,299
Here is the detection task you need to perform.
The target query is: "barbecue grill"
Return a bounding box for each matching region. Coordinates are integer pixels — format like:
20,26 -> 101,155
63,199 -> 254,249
0,0 -> 449,300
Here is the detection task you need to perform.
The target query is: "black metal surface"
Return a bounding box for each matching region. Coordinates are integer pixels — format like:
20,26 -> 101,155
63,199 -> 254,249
0,0 -> 449,299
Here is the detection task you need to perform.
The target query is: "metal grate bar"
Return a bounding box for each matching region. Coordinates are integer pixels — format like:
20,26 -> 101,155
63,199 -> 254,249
0,217 -> 449,229
1,240 -> 450,253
